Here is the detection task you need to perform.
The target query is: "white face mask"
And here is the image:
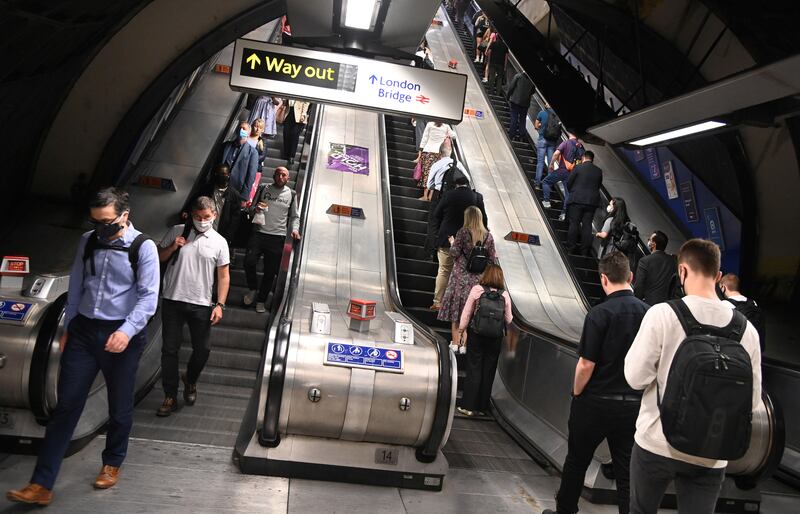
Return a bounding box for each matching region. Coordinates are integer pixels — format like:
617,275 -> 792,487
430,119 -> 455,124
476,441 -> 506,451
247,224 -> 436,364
606,204 -> 614,213
193,219 -> 214,233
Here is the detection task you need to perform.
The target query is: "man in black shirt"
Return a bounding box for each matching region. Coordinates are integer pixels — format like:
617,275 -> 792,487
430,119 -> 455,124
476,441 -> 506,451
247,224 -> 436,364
633,230 -> 677,305
543,252 -> 649,514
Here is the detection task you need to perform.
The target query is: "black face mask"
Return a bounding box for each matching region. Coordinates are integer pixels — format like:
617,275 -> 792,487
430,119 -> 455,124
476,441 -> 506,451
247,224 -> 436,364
215,174 -> 230,187
93,218 -> 123,241
676,269 -> 687,298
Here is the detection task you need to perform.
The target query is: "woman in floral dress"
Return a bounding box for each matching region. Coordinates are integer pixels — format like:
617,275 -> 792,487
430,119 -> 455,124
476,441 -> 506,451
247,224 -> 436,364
437,206 -> 497,349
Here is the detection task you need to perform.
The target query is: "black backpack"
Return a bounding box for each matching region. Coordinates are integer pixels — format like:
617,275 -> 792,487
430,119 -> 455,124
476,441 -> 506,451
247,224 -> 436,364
466,237 -> 489,273
543,109 -> 561,141
82,232 -> 153,279
659,300 -> 754,460
726,298 -> 766,351
440,155 -> 467,195
616,222 -> 639,254
469,287 -> 507,338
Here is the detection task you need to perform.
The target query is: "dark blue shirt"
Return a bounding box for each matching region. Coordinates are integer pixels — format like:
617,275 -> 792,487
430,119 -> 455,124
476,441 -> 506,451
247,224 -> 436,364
577,289 -> 649,395
535,110 -> 548,137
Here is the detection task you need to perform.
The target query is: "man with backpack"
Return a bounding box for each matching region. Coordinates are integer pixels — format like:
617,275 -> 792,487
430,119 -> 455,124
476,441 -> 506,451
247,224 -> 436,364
534,103 -> 561,186
424,144 -> 471,258
543,251 -> 648,514
720,273 -> 766,352
156,196 -> 231,417
542,134 -> 585,221
7,188 -> 160,504
625,239 -> 761,514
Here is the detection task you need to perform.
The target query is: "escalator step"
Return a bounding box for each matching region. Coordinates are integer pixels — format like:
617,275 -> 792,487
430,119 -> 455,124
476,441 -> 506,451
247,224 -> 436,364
397,272 -> 435,291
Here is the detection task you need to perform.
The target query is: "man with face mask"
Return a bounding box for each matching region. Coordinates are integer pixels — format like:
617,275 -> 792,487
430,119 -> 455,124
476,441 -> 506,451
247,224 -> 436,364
243,166 -> 300,313
221,121 -> 259,207
633,230 -> 677,305
7,188 -> 159,505
156,196 -> 230,416
543,251 -> 648,514
183,164 -> 240,244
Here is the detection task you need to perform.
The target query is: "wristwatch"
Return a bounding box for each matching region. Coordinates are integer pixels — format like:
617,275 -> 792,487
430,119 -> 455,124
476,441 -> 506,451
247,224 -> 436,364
215,302 -> 226,310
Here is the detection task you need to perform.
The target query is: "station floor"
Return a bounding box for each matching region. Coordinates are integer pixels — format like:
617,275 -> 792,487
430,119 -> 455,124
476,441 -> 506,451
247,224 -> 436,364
1,417 -> 798,513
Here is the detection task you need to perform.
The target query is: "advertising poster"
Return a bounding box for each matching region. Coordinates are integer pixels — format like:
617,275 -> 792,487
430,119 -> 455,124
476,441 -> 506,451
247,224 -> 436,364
634,149 -> 645,162
328,143 -> 370,175
679,180 -> 700,222
663,160 -> 679,199
704,207 -> 725,250
646,148 -> 660,179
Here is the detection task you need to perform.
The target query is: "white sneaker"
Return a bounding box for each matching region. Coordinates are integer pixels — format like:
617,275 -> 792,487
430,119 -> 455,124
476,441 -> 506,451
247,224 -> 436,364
558,213 -> 566,222
542,200 -> 551,208
449,343 -> 459,354
459,345 -> 467,354
243,290 -> 257,306
481,77 -> 488,83
255,302 -> 266,313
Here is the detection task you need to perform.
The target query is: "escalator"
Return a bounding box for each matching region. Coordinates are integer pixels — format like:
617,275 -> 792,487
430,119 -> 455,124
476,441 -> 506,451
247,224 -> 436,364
449,10 -> 604,306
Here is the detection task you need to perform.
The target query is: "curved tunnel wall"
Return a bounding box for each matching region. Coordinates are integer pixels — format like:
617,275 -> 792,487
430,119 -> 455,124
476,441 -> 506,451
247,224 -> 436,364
31,0 -> 282,198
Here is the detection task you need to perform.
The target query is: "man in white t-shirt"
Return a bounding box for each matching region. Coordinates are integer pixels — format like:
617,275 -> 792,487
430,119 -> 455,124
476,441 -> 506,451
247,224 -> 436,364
156,196 -> 231,416
624,239 -> 761,514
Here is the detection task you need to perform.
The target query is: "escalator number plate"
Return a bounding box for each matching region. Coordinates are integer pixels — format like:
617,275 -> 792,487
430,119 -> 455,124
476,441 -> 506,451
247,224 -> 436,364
0,410 -> 14,429
375,448 -> 398,465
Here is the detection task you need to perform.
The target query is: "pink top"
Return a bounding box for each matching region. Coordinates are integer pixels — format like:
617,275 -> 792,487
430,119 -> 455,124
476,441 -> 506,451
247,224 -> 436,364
459,285 -> 513,331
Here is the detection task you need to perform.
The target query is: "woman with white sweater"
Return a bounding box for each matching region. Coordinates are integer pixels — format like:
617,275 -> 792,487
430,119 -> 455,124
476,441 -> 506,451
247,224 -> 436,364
416,121 -> 456,201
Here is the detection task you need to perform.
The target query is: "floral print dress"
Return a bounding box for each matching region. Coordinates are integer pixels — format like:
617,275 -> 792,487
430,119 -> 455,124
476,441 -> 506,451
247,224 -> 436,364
438,228 -> 497,322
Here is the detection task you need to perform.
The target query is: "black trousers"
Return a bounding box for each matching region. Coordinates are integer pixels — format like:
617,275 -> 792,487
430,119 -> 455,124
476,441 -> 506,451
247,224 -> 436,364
160,299 -> 212,397
630,444 -> 725,514
486,63 -> 504,94
245,232 -> 285,302
282,117 -> 304,160
567,203 -> 596,255
556,395 -> 640,514
459,328 -> 502,412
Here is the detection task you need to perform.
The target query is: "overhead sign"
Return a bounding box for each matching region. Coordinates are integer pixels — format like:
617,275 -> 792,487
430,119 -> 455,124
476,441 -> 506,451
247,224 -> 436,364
230,39 -> 467,123
325,342 -> 404,373
0,300 -> 32,322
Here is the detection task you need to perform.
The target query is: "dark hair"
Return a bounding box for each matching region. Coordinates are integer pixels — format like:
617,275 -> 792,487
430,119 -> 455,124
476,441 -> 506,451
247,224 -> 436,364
598,251 -> 630,284
89,187 -> 129,215
609,197 -> 629,231
192,196 -> 216,213
583,150 -> 595,161
479,263 -> 505,289
678,239 -> 720,278
651,230 -> 668,251
214,164 -> 230,175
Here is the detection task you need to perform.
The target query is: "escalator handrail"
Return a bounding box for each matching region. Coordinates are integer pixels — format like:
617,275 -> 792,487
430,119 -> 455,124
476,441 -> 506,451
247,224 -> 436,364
441,6 -> 592,315
380,115 -> 453,461
258,104 -> 325,447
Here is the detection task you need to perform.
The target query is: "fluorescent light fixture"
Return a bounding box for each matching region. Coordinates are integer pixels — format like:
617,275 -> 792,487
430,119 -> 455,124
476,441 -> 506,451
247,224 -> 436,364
342,0 -> 381,30
628,120 -> 726,146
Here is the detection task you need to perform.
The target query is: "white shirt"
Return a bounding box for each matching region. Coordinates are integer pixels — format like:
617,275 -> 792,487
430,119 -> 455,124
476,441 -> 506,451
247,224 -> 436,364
624,295 -> 761,468
419,123 -> 456,153
160,225 -> 230,306
427,157 -> 470,190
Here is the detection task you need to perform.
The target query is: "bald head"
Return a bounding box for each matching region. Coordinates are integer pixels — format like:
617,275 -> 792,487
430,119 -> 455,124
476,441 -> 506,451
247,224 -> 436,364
273,166 -> 290,188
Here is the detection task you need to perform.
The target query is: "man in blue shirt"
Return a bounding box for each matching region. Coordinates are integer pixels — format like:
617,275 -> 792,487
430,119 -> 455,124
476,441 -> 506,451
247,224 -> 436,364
534,104 -> 560,186
7,188 -> 159,506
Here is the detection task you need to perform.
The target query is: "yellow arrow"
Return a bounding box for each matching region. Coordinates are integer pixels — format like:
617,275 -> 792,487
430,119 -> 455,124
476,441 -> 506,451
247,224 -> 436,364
246,53 -> 261,70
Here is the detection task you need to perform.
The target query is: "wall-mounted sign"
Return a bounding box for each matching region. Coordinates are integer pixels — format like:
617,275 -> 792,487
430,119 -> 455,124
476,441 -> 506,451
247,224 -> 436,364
324,342 -> 404,373
137,175 -> 177,192
0,300 -> 32,322
327,204 -> 365,219
634,149 -> 645,162
704,207 -> 725,250
504,231 -> 541,245
646,148 -> 660,179
679,180 -> 699,222
663,160 -> 679,199
464,108 -> 484,119
328,143 -> 369,175
230,39 -> 467,123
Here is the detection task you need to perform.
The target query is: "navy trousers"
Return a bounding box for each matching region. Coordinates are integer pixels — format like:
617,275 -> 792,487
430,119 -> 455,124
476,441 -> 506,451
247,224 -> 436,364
31,315 -> 146,490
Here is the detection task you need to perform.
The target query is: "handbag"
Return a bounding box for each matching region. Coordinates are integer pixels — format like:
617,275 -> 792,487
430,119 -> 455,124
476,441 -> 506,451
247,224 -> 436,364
413,160 -> 423,181
276,102 -> 288,124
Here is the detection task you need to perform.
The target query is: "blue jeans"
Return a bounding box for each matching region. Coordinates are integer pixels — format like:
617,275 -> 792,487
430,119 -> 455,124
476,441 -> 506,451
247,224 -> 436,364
542,168 -> 570,215
31,315 -> 146,489
535,137 -> 557,185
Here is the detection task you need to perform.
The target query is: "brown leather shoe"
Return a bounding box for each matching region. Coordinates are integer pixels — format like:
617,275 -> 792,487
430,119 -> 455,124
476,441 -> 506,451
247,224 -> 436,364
181,372 -> 197,406
94,465 -> 120,489
156,396 -> 179,417
6,483 -> 52,505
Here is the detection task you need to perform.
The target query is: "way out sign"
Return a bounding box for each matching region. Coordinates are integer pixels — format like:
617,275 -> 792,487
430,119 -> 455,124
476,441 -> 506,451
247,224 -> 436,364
230,39 -> 467,123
